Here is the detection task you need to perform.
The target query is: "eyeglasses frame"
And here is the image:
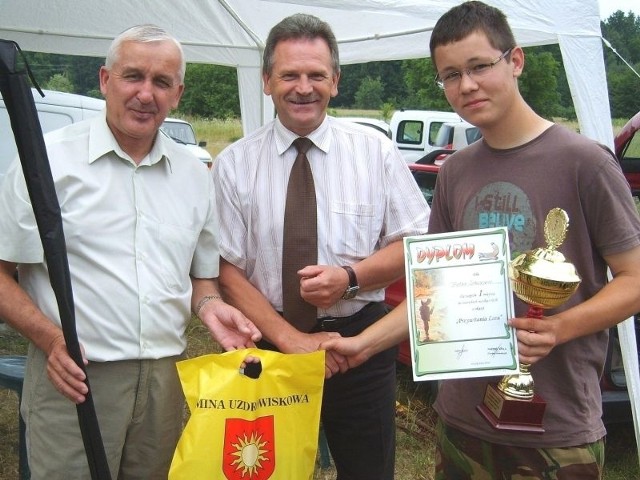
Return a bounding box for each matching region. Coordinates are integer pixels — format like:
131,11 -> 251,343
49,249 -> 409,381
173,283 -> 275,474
435,48 -> 514,90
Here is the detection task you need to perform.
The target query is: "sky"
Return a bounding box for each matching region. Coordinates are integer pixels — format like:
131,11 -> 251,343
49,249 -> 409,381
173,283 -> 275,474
600,0 -> 638,19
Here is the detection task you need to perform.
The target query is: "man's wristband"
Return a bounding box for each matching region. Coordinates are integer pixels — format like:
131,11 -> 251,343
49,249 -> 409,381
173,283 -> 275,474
195,295 -> 222,317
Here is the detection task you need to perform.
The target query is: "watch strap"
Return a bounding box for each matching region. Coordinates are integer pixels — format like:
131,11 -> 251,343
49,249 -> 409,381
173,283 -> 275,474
341,265 -> 358,289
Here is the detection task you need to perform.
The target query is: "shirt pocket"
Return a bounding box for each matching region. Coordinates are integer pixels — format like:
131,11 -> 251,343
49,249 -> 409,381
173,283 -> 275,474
329,202 -> 378,258
157,222 -> 198,291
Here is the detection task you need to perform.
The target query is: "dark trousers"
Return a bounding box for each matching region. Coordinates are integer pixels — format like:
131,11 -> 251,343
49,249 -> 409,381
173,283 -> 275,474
260,302 -> 397,479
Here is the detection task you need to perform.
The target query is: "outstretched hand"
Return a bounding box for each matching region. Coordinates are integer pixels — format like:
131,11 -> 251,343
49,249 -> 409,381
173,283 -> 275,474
199,300 -> 262,351
320,335 -> 370,378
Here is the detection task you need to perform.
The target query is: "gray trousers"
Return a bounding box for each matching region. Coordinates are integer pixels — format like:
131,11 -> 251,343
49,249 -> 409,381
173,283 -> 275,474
21,345 -> 184,480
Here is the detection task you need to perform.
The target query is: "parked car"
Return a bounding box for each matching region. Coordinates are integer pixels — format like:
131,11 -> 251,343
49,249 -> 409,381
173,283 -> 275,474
434,120 -> 482,151
615,110 -> 640,196
388,115 -> 640,424
390,109 -> 462,163
421,120 -> 482,164
160,117 -> 213,167
601,110 -> 640,423
339,117 -> 392,139
0,88 -> 105,185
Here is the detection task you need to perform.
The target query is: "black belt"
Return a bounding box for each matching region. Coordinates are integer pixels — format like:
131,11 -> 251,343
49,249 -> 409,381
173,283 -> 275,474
312,301 -> 381,332
259,302 -> 386,351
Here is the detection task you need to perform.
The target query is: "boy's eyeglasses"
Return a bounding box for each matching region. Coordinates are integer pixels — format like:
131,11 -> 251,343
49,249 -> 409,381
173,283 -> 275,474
435,48 -> 513,90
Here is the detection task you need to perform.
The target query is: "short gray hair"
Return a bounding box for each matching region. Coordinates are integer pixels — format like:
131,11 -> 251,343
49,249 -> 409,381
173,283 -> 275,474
106,24 -> 186,83
263,13 -> 340,76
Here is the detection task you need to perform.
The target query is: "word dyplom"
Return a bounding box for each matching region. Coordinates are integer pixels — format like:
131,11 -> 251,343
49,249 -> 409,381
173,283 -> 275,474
416,242 -> 476,265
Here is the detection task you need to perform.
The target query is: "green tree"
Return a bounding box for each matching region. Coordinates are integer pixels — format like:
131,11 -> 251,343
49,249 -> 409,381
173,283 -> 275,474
532,44 -> 574,118
609,68 -> 640,119
44,73 -> 74,92
381,102 -> 395,121
334,60 -> 406,108
375,60 -> 409,107
602,12 -> 640,67
178,63 -> 240,118
519,50 -> 561,119
25,52 -> 72,88
24,52 -> 102,97
401,58 -> 452,111
69,56 -> 103,97
22,12 -> 640,122
601,12 -> 640,118
333,63 -> 359,107
354,76 -> 383,109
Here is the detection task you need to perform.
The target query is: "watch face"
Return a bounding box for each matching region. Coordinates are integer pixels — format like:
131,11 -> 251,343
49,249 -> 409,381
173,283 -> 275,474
342,286 -> 359,299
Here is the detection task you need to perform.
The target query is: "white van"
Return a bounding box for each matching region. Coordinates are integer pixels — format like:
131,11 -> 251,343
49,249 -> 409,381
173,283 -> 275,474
390,109 -> 462,163
0,88 -> 105,184
434,121 -> 482,150
160,117 -> 213,166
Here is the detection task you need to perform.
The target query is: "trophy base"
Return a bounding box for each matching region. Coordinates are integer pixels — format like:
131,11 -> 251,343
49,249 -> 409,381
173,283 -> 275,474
476,383 -> 546,433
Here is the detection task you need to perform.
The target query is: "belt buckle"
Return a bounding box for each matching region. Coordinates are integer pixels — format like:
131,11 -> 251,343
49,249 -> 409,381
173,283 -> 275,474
318,316 -> 340,331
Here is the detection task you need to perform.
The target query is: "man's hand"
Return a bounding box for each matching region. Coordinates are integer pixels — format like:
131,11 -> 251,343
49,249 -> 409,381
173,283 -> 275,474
508,314 -> 558,364
199,299 -> 262,350
298,265 -> 349,309
320,335 -> 370,378
45,334 -> 89,404
273,328 -> 345,378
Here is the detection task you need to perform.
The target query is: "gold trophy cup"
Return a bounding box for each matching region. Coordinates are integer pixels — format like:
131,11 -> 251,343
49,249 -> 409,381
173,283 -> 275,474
477,208 -> 581,433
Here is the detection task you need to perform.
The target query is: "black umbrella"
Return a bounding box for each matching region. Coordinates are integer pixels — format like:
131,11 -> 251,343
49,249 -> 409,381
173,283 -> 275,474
0,39 -> 111,480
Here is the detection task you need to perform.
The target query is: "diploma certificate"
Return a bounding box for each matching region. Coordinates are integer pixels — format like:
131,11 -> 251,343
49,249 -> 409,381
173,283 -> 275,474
403,227 -> 518,381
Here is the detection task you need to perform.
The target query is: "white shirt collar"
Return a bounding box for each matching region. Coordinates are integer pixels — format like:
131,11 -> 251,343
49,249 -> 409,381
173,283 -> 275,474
87,109 -> 172,169
273,115 -> 332,155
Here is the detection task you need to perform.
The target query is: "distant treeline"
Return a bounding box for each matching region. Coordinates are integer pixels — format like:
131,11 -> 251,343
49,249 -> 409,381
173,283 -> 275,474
24,11 -> 640,121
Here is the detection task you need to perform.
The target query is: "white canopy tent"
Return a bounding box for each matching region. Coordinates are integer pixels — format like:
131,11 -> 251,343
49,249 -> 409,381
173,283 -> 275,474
0,0 -> 615,142
1,0 -> 638,460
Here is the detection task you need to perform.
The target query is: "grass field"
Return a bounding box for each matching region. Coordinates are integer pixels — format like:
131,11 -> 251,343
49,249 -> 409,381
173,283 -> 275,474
190,108 -> 384,158
1,322 -> 639,479
1,112 -> 639,479
190,111 -> 637,160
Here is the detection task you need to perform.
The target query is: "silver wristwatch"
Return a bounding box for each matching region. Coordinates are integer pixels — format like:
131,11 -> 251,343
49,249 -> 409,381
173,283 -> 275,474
341,265 -> 359,299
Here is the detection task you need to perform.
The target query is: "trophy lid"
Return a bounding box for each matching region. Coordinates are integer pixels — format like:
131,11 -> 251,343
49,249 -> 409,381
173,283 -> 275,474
509,208 -> 581,308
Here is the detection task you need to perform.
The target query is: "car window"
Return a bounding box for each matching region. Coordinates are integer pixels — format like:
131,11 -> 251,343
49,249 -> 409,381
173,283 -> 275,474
397,120 -> 423,145
161,122 -> 197,145
428,122 -> 445,146
466,127 -> 482,145
619,128 -> 639,166
434,125 -> 453,147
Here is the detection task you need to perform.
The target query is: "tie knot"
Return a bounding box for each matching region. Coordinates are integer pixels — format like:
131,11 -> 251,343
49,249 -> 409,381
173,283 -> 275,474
293,137 -> 313,155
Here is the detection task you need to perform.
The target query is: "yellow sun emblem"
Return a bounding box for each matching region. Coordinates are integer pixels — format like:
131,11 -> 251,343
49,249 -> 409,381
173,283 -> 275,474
230,431 -> 270,476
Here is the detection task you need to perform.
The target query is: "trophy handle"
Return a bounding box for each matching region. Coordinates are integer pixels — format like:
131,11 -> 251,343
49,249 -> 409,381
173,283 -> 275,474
496,305 -> 543,399
527,305 -> 544,320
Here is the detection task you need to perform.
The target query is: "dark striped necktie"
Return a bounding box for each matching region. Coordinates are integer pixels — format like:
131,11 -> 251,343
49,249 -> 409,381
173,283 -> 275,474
282,137 -> 317,332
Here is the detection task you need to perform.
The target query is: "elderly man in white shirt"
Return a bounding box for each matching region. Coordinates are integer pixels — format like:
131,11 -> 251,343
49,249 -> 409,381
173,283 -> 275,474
0,25 -> 260,479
